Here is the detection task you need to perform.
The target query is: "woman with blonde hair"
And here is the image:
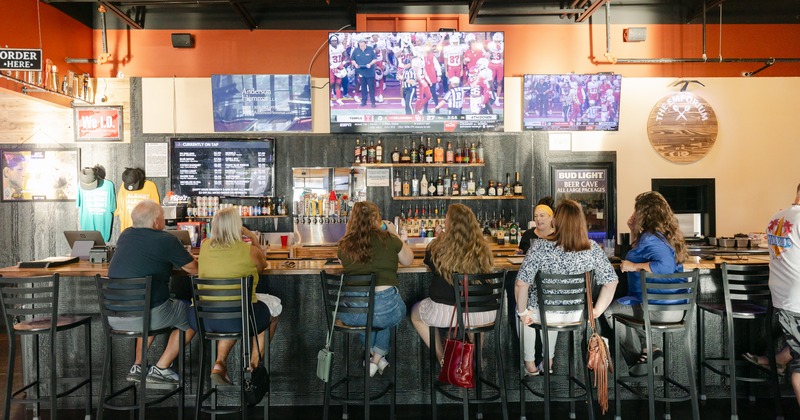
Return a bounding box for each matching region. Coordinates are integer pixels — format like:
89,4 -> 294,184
188,206 -> 277,385
337,201 -> 414,377
410,203 -> 496,360
603,191 -> 688,376
515,200 -> 618,375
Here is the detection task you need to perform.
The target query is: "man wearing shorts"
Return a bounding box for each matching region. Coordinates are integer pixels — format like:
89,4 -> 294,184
767,182 -> 800,405
108,199 -> 198,386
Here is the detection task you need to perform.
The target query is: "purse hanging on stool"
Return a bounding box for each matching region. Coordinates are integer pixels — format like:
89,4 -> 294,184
585,271 -> 613,414
244,298 -> 269,406
438,274 -> 476,389
318,277 -> 344,382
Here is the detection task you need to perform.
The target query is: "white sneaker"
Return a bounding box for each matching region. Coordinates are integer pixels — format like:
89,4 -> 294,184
336,98 -> 344,105
369,357 -> 390,377
354,96 -> 361,103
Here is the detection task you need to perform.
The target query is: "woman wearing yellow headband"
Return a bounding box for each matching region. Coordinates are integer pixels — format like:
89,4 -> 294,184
518,196 -> 555,255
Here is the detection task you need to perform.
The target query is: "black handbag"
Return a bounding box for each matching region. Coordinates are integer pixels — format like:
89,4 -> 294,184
244,299 -> 269,406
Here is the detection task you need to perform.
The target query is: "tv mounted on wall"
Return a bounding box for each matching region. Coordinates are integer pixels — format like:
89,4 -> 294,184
328,31 -> 505,133
523,74 -> 621,131
170,138 -> 274,197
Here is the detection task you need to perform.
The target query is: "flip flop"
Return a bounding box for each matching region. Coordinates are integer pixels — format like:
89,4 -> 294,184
210,363 -> 233,385
742,352 -> 786,376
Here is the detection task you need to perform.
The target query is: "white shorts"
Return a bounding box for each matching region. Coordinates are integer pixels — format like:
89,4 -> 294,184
418,297 -> 497,328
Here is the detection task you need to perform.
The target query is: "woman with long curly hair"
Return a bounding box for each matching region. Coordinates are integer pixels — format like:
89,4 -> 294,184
337,201 -> 414,377
603,191 -> 688,377
410,203 -> 496,360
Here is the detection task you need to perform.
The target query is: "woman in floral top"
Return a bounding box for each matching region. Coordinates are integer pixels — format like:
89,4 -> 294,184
514,199 -> 618,375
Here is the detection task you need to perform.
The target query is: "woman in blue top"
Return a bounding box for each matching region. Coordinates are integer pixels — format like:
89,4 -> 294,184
603,191 -> 689,376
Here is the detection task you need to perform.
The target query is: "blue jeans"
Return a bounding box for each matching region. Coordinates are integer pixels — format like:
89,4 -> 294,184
338,287 -> 406,357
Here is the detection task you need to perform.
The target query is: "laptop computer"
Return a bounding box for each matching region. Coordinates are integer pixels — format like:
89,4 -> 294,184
166,229 -> 193,246
64,230 -> 106,249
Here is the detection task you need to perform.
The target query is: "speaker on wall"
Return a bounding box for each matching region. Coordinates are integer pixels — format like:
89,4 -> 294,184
623,27 -> 647,42
171,33 -> 194,48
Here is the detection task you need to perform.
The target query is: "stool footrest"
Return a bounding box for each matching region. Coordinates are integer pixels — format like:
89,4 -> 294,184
329,378 -> 394,403
617,375 -> 694,403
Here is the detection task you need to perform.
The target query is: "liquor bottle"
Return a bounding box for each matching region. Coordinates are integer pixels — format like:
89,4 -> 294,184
262,198 -> 270,215
451,173 -> 460,196
477,178 -> 486,196
410,139 -> 419,163
467,171 -> 476,195
402,170 -> 411,197
469,142 -> 477,163
443,168 -> 451,196
488,180 -> 496,196
393,170 -> 402,196
505,173 -> 513,196
401,147 -> 411,163
455,139 -> 463,164
460,172 -> 468,195
425,137 -> 434,163
513,171 -> 523,196
375,139 -> 383,163
391,146 -> 401,163
496,180 -> 504,196
420,171 -> 429,197
361,140 -> 368,162
434,138 -> 444,163
411,169 -> 420,196
418,137 -> 427,164
367,140 -> 376,163
461,141 -> 470,164
445,140 -> 454,163
509,212 -> 519,245
477,140 -> 485,163
354,138 -> 362,163
427,172 -> 437,196
436,170 -> 445,196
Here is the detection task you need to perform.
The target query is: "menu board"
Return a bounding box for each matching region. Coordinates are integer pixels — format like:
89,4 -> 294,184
170,138 -> 274,197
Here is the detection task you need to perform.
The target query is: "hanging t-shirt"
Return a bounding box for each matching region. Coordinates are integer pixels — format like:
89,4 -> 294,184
76,179 -> 117,242
115,180 -> 160,232
767,205 -> 800,313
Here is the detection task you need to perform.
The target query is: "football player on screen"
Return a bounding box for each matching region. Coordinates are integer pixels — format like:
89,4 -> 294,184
329,35 -> 347,106
443,33 -> 467,91
467,58 -> 493,115
486,32 -> 504,106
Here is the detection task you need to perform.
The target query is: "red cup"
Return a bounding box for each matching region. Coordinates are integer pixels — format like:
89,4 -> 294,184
280,235 -> 289,248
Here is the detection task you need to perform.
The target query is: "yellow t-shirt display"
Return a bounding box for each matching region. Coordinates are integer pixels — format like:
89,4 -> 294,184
115,180 -> 160,231
198,240 -> 260,303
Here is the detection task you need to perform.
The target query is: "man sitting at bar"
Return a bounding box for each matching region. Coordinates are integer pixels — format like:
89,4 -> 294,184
107,199 -> 198,386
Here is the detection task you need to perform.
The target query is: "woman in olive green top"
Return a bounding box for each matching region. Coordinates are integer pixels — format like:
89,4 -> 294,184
338,201 -> 414,377
188,206 -> 276,385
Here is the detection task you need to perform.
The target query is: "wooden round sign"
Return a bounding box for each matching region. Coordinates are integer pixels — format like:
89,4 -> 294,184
647,92 -> 718,163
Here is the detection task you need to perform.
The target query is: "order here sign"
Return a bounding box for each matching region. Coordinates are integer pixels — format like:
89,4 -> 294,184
0,48 -> 42,71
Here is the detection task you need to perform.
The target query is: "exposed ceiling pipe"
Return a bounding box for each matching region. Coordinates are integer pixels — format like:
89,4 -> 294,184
562,0 -> 588,20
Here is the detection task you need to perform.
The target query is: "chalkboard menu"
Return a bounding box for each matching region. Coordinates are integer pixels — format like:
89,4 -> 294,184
170,138 -> 274,197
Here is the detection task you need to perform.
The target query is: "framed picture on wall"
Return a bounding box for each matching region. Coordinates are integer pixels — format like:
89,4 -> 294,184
74,106 -> 123,141
1,148 -> 80,201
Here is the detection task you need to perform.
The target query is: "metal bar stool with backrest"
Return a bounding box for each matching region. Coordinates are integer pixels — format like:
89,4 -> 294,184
613,269 -> 700,420
0,274 -> 92,420
95,275 -> 185,420
431,270 -> 508,420
519,271 -> 595,420
697,263 -> 784,420
320,271 -> 396,420
191,275 -> 270,419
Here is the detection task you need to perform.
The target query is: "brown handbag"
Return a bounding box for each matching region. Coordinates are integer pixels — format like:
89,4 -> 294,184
438,275 -> 476,389
585,272 -> 613,414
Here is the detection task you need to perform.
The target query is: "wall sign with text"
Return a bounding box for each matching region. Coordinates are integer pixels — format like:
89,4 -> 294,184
74,106 -> 123,141
0,48 -> 42,71
647,92 -> 718,164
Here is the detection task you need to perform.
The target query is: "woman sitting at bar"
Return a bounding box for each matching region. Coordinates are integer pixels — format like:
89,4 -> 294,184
603,191 -> 688,376
518,196 -> 555,255
337,201 -> 414,377
188,206 -> 277,385
410,203 -> 496,360
515,199 -> 618,375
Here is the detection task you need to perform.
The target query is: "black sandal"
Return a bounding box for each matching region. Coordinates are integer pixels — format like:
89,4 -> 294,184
629,349 -> 663,377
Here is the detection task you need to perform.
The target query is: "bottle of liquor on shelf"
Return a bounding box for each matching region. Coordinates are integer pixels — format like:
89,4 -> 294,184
513,171 -> 523,195
469,142 -> 477,163
426,172 -> 437,196
411,169 -> 420,196
420,171 -> 429,197
451,172 -> 460,196
391,146 -> 401,163
367,140 -> 376,163
460,172 -> 468,195
425,137 -> 434,163
393,170 -> 402,196
401,147 -> 411,163
461,141 -> 470,164
455,139 -> 463,164
436,170 -> 445,196
434,138 -> 444,163
376,139 -> 383,163
496,180 -> 504,196
467,171 -> 476,195
264,197 -> 272,215
488,180 -> 496,196
477,140 -> 485,163
402,170 -> 411,197
445,140 -> 454,163
418,137 -> 427,164
443,168 -> 451,196
477,178 -> 486,196
361,140 -> 368,163
410,139 -> 419,163
509,212 -> 519,245
505,173 -> 513,196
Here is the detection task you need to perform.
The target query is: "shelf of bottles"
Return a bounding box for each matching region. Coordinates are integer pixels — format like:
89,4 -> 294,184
395,202 -> 523,244
0,66 -> 95,105
186,196 -> 290,219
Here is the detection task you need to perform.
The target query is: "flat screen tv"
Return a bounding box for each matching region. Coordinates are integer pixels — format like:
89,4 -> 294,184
523,74 -> 621,131
211,74 -> 311,132
170,138 -> 274,197
328,31 -> 505,133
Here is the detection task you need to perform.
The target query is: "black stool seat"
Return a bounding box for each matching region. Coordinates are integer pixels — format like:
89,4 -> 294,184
697,301 -> 768,318
1,274 -> 93,420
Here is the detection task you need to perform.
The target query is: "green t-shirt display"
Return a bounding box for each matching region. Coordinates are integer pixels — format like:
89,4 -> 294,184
338,232 -> 402,287
76,179 -> 116,242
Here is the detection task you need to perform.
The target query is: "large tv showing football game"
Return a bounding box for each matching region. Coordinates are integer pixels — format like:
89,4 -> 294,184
328,31 -> 505,133
523,74 -> 622,131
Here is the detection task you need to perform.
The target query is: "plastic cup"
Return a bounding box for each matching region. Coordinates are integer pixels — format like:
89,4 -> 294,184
280,235 -> 289,248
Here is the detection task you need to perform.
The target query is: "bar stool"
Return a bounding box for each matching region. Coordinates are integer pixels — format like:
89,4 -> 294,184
431,271 -> 507,420
319,271 -> 396,420
191,275 -> 270,419
613,269 -> 700,420
0,274 -> 92,420
95,275 -> 185,420
697,263 -> 783,420
519,271 -> 595,420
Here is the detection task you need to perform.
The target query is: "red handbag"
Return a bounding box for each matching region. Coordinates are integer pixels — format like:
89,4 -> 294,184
438,275 -> 476,389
